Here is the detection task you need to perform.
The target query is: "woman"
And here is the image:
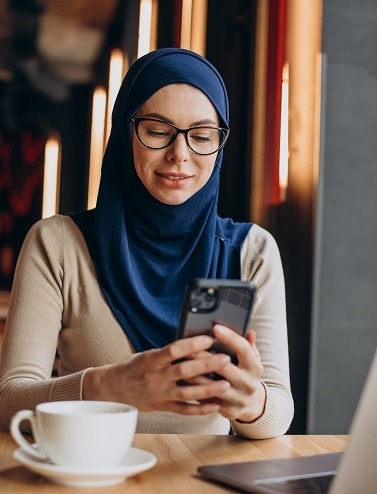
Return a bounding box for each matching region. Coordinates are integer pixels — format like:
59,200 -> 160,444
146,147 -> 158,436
0,48 -> 293,437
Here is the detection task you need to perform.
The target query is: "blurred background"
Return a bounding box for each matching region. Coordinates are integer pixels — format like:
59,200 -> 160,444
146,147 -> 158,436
0,0 -> 376,435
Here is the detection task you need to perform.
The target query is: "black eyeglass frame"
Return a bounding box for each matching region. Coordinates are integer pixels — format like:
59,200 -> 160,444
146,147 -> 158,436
131,117 -> 230,156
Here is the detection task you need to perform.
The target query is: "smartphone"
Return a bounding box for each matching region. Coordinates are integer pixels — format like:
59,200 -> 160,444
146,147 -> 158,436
176,278 -> 256,366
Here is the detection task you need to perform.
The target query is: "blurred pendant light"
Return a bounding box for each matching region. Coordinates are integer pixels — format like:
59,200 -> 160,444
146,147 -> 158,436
137,0 -> 158,58
179,0 -> 207,56
87,86 -> 107,210
88,46 -> 129,209
42,136 -> 61,218
279,63 -> 289,201
180,0 -> 193,48
105,48 -> 124,144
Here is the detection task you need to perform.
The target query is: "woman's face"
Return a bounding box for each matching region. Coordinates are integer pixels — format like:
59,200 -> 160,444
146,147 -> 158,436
132,84 -> 221,205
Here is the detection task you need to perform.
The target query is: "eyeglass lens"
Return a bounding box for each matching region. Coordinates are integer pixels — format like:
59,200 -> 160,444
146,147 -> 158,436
135,119 -> 227,155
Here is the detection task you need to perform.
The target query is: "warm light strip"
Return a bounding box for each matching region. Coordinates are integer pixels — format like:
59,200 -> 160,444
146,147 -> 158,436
279,63 -> 289,201
312,52 -> 323,192
250,0 -> 268,225
42,136 -> 60,219
190,0 -> 207,55
180,0 -> 193,49
87,86 -> 107,209
149,0 -> 158,52
137,0 -> 153,58
106,48 -> 124,144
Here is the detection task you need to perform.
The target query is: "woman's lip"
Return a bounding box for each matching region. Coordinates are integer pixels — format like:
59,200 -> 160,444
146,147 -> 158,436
156,172 -> 192,179
155,171 -> 193,188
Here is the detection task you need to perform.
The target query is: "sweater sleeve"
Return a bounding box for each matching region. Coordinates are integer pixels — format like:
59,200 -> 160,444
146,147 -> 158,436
231,224 -> 294,438
0,216 -> 86,430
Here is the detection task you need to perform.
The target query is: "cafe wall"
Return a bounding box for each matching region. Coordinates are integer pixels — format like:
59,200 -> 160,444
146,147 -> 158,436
307,0 -> 377,433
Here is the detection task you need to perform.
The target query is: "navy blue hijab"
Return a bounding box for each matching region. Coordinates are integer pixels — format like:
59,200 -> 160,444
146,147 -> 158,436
73,48 -> 252,351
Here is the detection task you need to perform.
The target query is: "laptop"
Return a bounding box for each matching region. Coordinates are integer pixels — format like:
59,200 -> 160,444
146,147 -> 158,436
198,347 -> 377,494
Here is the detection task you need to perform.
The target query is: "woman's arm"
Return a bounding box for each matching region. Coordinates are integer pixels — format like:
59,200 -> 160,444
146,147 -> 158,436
0,217 -> 85,430
230,224 -> 294,438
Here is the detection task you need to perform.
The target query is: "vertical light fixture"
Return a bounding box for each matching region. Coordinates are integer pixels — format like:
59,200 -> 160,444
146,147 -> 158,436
150,0 -> 158,51
279,63 -> 289,201
137,0 -> 158,58
105,48 -> 124,144
250,0 -> 268,225
179,0 -> 207,55
285,0 -> 323,204
190,0 -> 208,55
180,0 -> 193,49
312,52 -> 323,192
87,86 -> 107,210
42,136 -> 61,219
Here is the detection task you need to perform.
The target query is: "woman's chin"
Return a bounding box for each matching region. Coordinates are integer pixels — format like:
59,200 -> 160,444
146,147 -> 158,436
152,190 -> 192,205
144,179 -> 196,205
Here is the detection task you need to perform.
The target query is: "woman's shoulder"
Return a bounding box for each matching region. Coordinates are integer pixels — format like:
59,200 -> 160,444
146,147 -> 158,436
28,214 -> 81,235
19,214 -> 94,284
241,223 -> 283,279
26,214 -> 76,237
23,214 -> 84,252
244,223 -> 280,254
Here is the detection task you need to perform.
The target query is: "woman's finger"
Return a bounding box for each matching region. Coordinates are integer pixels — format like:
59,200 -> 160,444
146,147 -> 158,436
169,352 -> 231,382
213,325 -> 262,373
156,335 -> 215,365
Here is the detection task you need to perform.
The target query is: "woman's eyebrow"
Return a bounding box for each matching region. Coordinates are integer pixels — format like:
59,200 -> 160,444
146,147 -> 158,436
141,112 -> 173,123
141,112 -> 218,127
191,118 -> 218,126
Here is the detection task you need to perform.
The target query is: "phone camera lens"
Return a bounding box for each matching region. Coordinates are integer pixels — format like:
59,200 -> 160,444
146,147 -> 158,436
189,286 -> 218,312
190,296 -> 202,308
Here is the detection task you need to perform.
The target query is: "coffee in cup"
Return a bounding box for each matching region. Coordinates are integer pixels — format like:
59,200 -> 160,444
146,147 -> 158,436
10,401 -> 138,468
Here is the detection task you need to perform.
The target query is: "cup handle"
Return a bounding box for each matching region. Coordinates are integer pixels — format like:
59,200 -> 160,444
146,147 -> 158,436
10,410 -> 48,462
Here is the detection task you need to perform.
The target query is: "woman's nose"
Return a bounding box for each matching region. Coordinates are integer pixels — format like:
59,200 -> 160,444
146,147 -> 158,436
166,133 -> 190,163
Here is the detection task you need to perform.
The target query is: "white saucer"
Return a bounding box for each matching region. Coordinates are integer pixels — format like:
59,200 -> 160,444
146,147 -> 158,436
13,447 -> 157,487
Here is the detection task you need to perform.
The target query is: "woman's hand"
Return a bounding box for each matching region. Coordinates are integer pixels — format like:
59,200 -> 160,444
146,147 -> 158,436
82,334 -> 232,415
197,325 -> 266,423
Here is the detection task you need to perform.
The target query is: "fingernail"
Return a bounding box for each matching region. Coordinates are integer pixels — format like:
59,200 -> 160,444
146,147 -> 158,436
200,335 -> 214,344
214,325 -> 227,334
218,354 -> 231,365
218,381 -> 230,392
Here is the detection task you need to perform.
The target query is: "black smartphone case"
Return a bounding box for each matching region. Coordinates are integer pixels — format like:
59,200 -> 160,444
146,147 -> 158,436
177,279 -> 256,358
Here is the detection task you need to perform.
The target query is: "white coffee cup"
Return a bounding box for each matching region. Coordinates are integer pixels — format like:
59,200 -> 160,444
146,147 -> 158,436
10,401 -> 138,468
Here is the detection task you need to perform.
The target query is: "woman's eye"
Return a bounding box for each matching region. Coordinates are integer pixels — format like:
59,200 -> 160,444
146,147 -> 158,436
146,128 -> 171,139
192,134 -> 212,142
190,130 -> 214,143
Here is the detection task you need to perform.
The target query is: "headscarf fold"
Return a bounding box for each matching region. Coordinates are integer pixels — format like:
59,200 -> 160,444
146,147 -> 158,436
72,48 -> 252,351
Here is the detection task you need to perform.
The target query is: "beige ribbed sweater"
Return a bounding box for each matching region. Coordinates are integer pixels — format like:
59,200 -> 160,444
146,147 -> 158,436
0,215 -> 293,437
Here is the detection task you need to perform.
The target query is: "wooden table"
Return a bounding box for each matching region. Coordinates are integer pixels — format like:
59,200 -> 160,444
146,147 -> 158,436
0,432 -> 347,493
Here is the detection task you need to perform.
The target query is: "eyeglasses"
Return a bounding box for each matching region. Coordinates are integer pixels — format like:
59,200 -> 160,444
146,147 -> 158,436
131,117 -> 229,156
